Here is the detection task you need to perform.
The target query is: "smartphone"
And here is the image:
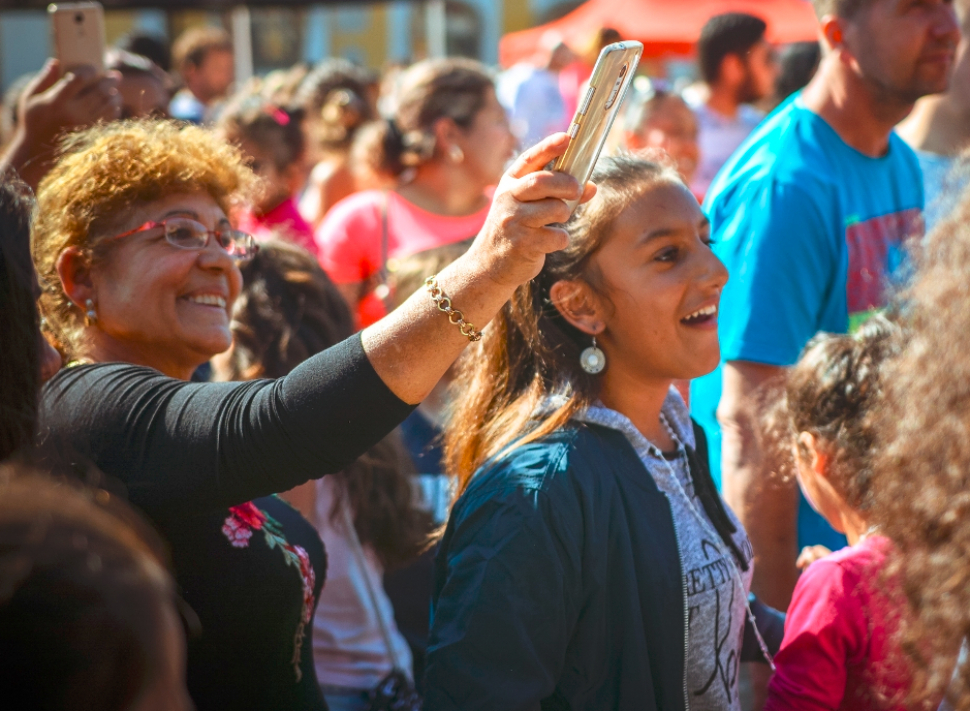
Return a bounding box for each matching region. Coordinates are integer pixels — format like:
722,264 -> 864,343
49,2 -> 106,74
553,41 -> 643,214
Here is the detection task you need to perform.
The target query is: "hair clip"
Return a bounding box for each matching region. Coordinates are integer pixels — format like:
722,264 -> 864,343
269,107 -> 290,126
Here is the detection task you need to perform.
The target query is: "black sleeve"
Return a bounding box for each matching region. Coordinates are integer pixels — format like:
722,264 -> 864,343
38,333 -> 414,515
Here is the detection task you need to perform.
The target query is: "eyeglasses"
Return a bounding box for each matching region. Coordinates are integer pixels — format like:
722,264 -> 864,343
108,217 -> 259,263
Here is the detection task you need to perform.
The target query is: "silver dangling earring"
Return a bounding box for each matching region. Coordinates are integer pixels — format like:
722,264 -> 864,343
580,336 -> 606,374
448,145 -> 464,164
84,298 -> 98,326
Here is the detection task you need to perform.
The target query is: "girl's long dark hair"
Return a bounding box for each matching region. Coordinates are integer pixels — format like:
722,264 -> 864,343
0,175 -> 39,461
223,240 -> 432,567
444,154 -> 680,495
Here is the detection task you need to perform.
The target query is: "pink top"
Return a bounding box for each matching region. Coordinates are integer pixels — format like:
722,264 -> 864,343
765,535 -> 914,711
236,197 -> 318,258
315,189 -> 490,327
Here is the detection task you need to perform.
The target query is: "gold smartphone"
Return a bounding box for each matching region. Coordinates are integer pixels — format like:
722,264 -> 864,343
554,41 -> 643,214
49,2 -> 106,74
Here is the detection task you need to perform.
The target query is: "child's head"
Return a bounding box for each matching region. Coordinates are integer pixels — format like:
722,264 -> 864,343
446,153 -> 726,488
218,94 -> 306,215
784,314 -> 902,521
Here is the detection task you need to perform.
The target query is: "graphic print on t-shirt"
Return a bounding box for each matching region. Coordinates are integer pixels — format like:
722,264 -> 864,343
844,207 -> 921,331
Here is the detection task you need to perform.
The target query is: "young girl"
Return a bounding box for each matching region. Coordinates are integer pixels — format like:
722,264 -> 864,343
426,153 -> 781,710
217,93 -> 317,257
764,316 -> 930,711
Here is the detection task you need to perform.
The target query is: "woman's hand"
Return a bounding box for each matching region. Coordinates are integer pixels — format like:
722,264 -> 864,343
362,132 -> 596,405
464,133 -> 597,290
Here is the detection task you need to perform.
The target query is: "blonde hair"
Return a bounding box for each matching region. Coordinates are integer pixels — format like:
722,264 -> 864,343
32,119 -> 253,359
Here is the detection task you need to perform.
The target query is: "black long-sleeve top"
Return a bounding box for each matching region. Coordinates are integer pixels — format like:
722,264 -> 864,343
37,334 -> 414,710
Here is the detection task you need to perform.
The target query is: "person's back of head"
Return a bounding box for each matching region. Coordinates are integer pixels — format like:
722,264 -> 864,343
172,26 -> 234,104
105,49 -> 172,119
774,41 -> 821,105
0,465 -> 189,711
783,314 -> 902,511
116,32 -> 172,73
295,59 -> 375,154
698,12 -> 769,86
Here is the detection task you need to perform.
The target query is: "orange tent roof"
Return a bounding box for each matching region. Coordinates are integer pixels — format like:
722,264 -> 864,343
499,0 -> 819,66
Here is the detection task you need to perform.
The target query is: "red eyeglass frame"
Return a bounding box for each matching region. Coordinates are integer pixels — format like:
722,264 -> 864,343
107,219 -> 259,259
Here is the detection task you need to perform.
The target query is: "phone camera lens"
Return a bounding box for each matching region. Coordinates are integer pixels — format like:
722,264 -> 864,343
74,13 -> 84,23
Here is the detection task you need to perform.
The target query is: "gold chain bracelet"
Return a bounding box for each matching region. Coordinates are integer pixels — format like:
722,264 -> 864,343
425,275 -> 482,342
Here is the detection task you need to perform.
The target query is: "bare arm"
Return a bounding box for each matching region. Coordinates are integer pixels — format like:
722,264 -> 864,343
719,360 -> 799,610
0,60 -> 120,190
361,133 -> 593,405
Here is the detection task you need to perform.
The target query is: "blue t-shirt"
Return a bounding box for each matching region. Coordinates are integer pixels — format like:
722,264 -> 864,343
690,95 -> 923,551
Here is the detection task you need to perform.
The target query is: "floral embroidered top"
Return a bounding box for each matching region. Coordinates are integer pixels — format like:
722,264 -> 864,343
166,495 -> 327,710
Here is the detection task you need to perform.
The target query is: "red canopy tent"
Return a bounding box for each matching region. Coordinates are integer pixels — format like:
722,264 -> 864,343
499,0 -> 819,66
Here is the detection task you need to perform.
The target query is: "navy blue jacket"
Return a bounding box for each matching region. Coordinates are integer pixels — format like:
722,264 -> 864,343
424,422 -> 781,711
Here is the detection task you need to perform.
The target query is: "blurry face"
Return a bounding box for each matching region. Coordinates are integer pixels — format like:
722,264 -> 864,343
846,0 -> 959,103
200,49 -> 235,100
739,40 -> 780,103
88,192 -> 242,376
118,73 -> 169,120
455,88 -> 517,187
628,97 -> 700,184
238,136 -> 294,215
586,180 -> 728,382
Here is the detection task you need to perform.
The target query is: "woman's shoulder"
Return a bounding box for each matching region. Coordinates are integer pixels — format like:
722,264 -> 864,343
459,423 -> 634,507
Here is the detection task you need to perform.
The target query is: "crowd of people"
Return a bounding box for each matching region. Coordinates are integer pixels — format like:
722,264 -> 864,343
2,0 -> 970,709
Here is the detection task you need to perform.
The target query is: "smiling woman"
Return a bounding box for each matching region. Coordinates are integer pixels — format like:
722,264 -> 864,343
29,119 -> 593,710
428,153 -> 783,711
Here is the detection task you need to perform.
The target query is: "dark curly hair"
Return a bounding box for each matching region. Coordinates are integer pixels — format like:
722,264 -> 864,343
222,240 -> 432,567
783,314 -> 902,510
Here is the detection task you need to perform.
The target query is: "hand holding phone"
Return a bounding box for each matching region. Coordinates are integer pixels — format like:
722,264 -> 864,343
49,2 -> 106,74
553,41 -> 643,214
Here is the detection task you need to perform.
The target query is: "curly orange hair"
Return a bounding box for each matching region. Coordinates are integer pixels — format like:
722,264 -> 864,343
31,119 -> 253,359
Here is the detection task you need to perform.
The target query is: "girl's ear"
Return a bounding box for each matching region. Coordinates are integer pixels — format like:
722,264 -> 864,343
549,279 -> 604,336
797,431 -> 830,480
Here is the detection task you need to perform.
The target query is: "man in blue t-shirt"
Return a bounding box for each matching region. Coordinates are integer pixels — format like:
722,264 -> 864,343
691,0 -> 958,611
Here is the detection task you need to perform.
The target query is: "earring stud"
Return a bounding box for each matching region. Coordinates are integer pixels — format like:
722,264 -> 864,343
84,298 -> 97,325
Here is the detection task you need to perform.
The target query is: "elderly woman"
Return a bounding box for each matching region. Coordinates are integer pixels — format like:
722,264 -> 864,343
32,120 -> 588,710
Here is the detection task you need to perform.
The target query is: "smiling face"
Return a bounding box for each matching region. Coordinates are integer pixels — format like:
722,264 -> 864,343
86,192 -> 242,378
582,179 -> 728,384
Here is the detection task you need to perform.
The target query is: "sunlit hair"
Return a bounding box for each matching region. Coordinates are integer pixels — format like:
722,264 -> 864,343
31,119 -> 253,361
0,465 -> 178,710
868,193 -> 970,710
782,314 -> 902,510
218,90 -> 307,172
355,57 -> 494,178
221,241 -> 432,566
444,153 -> 681,495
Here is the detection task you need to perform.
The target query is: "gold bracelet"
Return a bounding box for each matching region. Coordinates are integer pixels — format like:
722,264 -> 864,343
425,275 -> 482,342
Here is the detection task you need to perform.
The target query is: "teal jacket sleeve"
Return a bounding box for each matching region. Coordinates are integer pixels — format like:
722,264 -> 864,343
424,448 -> 584,711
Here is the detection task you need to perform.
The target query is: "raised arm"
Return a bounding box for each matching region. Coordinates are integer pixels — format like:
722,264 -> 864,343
361,133 -> 594,405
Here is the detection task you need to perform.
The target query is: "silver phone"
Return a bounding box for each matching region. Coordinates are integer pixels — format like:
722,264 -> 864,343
553,41 -> 643,214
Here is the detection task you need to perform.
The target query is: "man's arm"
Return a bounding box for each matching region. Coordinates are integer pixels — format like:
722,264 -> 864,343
719,360 -> 799,610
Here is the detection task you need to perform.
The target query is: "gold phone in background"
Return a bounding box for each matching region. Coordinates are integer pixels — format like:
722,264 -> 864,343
554,41 -> 643,214
49,2 -> 106,74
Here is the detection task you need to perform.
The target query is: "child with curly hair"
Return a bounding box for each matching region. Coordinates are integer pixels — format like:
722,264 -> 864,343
765,315 -> 939,711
